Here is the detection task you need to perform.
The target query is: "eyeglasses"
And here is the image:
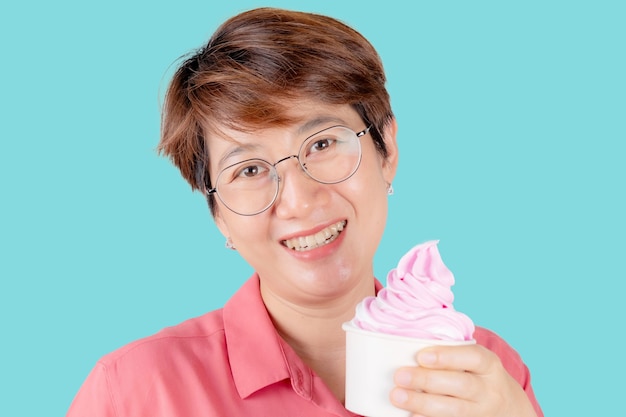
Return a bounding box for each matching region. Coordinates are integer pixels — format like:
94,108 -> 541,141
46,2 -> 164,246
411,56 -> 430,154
207,125 -> 371,216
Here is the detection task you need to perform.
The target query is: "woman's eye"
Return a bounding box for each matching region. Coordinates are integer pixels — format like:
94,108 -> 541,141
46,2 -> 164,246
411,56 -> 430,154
236,164 -> 267,178
308,138 -> 335,154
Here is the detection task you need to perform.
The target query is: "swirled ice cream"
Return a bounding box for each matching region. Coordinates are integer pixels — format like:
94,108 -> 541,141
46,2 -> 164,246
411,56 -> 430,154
351,240 -> 474,341
343,241 -> 474,416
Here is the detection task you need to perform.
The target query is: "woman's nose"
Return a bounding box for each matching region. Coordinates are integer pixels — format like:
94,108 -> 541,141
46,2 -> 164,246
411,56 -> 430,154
272,157 -> 329,219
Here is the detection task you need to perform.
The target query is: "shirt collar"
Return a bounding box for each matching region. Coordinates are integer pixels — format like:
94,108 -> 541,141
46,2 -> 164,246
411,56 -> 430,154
224,274 -> 313,399
223,274 -> 383,400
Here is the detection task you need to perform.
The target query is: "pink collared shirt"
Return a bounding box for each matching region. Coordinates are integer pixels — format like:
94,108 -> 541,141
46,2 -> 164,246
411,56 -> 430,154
67,275 -> 543,417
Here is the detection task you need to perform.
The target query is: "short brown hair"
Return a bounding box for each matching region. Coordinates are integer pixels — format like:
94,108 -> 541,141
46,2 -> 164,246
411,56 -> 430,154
158,7 -> 393,215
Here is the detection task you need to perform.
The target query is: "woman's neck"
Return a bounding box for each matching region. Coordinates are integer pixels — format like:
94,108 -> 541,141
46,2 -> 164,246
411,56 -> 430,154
260,278 -> 376,403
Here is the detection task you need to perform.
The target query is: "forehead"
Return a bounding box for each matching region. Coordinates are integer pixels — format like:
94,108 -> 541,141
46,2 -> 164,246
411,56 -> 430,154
206,101 -> 361,168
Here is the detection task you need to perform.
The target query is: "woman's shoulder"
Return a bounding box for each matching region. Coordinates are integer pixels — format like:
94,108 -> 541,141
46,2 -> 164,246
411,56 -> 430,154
67,308 -> 235,416
95,275 -> 262,371
98,308 -> 227,369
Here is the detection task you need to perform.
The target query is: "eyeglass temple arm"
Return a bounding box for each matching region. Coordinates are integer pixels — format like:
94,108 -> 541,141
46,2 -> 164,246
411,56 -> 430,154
357,125 -> 372,137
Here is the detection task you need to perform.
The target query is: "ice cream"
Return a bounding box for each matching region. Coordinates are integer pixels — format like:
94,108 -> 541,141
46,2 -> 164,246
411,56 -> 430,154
343,241 -> 475,417
350,240 -> 474,341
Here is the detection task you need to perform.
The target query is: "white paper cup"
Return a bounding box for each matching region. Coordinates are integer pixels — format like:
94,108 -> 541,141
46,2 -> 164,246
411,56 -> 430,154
342,321 -> 475,417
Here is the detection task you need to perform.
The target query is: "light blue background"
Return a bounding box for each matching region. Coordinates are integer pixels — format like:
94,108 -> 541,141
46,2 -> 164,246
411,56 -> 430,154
1,1 -> 624,415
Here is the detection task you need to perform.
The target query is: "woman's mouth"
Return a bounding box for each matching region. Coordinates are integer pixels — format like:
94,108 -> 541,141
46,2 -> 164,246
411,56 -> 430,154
282,220 -> 347,251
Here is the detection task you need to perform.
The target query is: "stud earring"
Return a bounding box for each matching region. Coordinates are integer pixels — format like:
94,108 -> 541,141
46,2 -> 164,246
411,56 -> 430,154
225,237 -> 236,250
387,183 -> 394,195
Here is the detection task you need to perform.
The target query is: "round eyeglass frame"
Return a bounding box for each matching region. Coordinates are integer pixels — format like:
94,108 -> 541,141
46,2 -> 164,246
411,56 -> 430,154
206,125 -> 372,216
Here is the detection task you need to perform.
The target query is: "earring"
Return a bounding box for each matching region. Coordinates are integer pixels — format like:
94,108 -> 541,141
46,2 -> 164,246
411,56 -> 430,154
225,237 -> 236,250
387,183 -> 394,195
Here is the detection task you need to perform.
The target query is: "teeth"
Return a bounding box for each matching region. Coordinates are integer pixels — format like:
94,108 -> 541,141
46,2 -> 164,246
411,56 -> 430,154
283,221 -> 346,251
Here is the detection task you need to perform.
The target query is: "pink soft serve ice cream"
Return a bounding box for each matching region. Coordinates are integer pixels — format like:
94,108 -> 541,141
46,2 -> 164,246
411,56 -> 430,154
351,240 -> 474,341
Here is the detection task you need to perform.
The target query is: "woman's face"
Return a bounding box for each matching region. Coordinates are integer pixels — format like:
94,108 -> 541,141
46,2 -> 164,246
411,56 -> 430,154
208,100 -> 398,307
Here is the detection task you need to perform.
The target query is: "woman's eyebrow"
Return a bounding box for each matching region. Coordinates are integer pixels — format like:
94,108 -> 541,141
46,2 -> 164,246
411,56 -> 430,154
296,116 -> 347,135
217,143 -> 261,170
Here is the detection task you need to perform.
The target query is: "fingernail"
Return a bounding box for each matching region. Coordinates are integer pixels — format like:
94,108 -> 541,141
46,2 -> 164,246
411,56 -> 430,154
418,351 -> 437,365
391,388 -> 408,404
395,370 -> 412,386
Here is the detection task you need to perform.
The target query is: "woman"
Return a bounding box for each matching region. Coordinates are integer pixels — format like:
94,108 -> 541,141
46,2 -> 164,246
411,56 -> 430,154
68,8 -> 542,417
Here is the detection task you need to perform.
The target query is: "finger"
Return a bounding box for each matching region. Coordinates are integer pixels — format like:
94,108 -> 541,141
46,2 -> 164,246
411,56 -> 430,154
394,366 -> 480,400
417,344 -> 498,375
390,388 -> 474,417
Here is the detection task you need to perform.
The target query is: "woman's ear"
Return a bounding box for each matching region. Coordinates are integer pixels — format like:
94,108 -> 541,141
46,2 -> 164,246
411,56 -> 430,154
381,117 -> 399,185
210,199 -> 230,240
214,215 -> 227,238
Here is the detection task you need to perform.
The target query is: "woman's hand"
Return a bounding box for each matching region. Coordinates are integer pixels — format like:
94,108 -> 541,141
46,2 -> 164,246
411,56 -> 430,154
390,344 -> 538,417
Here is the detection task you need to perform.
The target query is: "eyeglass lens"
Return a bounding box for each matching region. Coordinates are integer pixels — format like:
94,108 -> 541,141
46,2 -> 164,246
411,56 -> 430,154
214,125 -> 364,215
